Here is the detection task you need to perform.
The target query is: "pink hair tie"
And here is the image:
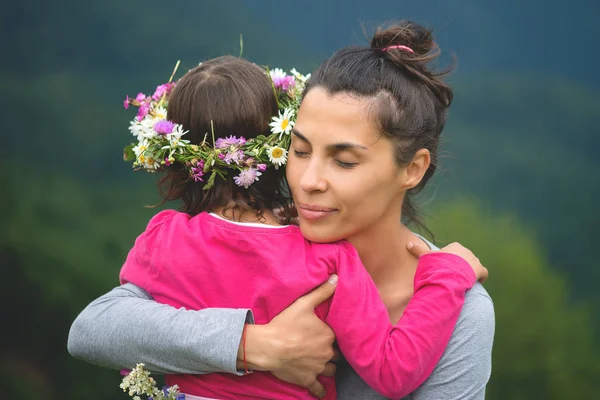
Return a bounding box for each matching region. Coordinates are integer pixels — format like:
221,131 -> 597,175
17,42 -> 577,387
381,45 -> 414,54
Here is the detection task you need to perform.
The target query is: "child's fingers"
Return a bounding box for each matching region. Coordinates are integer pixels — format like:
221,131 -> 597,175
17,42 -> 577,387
406,241 -> 433,258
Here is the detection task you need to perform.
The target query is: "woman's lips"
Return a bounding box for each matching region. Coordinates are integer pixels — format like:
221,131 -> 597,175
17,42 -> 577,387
297,203 -> 337,221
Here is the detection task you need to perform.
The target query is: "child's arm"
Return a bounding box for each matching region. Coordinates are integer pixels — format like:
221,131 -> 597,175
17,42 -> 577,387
326,242 -> 477,399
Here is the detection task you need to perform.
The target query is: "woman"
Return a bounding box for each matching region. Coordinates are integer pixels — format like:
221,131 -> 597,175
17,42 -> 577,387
68,21 -> 494,399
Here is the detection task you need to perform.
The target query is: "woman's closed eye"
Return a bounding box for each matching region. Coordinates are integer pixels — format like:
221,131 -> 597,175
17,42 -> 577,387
335,159 -> 358,169
293,149 -> 310,158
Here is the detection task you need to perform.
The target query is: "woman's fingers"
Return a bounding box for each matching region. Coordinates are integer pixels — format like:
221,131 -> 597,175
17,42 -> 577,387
406,241 -> 432,258
300,275 -> 338,309
330,347 -> 342,362
307,380 -> 327,399
321,362 -> 337,377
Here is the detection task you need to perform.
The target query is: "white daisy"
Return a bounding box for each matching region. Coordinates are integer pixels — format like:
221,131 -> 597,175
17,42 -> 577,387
269,108 -> 295,138
139,152 -> 160,170
165,124 -> 189,148
290,68 -> 311,83
269,68 -> 287,82
267,146 -> 288,169
151,105 -> 168,120
129,119 -> 143,137
133,117 -> 157,140
132,139 -> 150,157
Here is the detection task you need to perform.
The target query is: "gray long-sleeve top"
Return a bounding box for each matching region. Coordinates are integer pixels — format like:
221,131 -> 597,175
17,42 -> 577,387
68,281 -> 494,399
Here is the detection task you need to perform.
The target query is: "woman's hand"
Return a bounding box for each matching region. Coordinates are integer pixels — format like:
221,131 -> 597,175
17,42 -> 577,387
241,276 -> 338,398
407,241 -> 489,283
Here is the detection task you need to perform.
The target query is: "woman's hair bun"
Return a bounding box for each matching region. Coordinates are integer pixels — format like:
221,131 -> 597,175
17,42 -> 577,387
370,20 -> 436,57
370,20 -> 452,107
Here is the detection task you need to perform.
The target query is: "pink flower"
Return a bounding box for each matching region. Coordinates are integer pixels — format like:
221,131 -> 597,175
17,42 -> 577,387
164,157 -> 172,166
152,83 -> 174,101
215,136 -> 247,149
153,120 -> 176,135
271,71 -> 296,91
279,76 -> 296,91
190,160 -> 205,182
257,164 -> 267,172
135,93 -> 146,102
224,150 -> 245,165
234,168 -> 261,188
124,95 -> 130,109
136,102 -> 150,121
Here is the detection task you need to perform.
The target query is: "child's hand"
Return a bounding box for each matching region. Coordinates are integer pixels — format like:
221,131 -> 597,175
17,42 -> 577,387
407,240 -> 489,283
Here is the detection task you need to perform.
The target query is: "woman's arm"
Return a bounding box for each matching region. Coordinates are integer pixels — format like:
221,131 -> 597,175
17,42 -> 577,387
411,284 -> 495,400
68,281 -> 338,398
67,283 -> 252,374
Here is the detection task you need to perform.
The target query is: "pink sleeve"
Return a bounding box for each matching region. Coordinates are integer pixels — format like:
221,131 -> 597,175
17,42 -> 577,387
326,242 -> 476,399
119,210 -> 177,289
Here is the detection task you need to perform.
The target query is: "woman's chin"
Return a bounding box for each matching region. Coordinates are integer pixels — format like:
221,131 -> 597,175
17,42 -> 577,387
299,223 -> 345,244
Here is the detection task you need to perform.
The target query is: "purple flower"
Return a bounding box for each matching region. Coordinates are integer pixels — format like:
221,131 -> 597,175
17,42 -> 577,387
119,369 -> 130,376
136,102 -> 150,121
135,92 -> 147,102
272,74 -> 296,91
164,157 -> 172,166
190,160 -> 205,182
177,395 -> 186,400
153,120 -> 176,135
234,168 -> 261,188
218,153 -> 226,160
223,150 -> 245,165
215,135 -> 246,149
152,83 -> 174,101
123,95 -> 130,109
257,163 -> 267,172
280,75 -> 296,91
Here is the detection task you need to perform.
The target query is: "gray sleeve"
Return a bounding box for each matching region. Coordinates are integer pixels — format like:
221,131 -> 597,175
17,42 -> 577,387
411,284 -> 495,400
67,283 -> 254,375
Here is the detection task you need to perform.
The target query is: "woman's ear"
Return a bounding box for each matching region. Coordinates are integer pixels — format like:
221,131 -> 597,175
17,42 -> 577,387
401,149 -> 431,190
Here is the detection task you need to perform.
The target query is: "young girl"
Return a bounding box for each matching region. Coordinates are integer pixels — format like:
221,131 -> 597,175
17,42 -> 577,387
119,55 -> 484,400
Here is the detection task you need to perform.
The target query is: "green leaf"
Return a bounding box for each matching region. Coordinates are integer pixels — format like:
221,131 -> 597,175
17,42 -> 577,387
123,143 -> 136,162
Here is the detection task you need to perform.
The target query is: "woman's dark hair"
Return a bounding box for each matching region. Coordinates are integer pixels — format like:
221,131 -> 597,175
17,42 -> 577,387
159,56 -> 291,220
304,21 -> 453,233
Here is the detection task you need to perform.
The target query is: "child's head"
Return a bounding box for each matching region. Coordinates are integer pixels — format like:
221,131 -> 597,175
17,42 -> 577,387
158,56 -> 290,217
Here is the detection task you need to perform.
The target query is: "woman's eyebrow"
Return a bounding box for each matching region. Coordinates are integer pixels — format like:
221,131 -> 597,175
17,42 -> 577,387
291,129 -> 310,143
327,142 -> 369,151
292,129 -> 368,151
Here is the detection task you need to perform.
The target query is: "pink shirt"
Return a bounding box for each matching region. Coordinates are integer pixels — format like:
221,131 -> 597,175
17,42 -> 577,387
120,210 -> 476,400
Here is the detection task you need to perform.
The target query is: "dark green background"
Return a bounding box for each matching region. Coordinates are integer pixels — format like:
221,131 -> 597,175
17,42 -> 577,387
2,1 -> 599,398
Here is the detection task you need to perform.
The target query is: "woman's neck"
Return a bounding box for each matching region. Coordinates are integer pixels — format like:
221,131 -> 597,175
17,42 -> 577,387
212,206 -> 282,226
346,216 -> 418,287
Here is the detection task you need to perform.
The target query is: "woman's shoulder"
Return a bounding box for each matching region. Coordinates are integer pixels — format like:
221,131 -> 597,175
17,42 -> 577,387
461,283 -> 494,329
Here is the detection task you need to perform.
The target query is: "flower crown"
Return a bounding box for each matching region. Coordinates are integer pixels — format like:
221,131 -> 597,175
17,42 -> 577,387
123,62 -> 310,190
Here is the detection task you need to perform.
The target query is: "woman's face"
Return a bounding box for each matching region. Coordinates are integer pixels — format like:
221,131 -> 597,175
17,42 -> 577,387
286,87 -> 407,243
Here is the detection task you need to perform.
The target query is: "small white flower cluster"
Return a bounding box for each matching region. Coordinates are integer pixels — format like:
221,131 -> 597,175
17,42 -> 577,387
120,363 -> 184,400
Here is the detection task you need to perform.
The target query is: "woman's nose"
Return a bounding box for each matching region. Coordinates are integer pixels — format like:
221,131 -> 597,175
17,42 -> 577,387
299,160 -> 328,193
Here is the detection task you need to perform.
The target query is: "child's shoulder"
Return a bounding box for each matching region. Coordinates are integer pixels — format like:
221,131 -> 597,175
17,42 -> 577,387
144,209 -> 192,231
